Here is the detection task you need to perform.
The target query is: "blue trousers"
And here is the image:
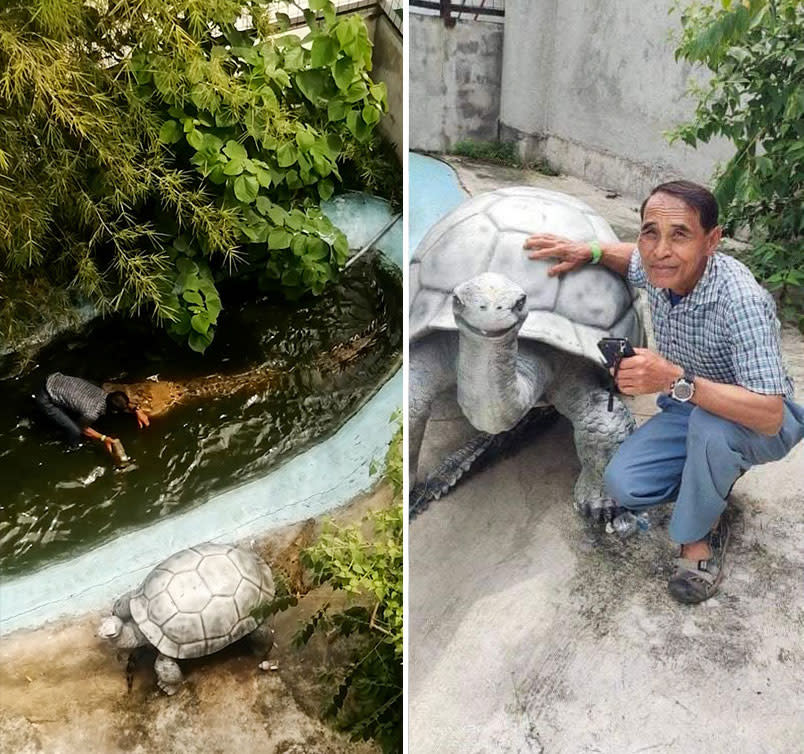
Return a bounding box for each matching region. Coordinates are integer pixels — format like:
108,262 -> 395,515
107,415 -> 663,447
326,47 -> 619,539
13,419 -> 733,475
604,394 -> 804,543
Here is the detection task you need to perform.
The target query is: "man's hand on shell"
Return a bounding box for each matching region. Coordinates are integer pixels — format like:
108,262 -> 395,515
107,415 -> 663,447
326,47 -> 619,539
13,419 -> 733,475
523,233 -> 589,276
614,348 -> 682,395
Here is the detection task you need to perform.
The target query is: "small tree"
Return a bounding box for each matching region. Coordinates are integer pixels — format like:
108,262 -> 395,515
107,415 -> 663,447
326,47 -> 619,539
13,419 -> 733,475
0,0 -> 389,351
670,0 -> 804,329
296,413 -> 402,753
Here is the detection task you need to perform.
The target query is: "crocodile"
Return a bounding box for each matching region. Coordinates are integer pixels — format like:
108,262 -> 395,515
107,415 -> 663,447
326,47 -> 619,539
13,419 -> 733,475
103,322 -> 387,418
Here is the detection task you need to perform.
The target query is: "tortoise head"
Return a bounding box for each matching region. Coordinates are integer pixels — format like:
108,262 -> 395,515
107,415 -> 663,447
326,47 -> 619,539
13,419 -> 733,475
453,273 -> 527,338
97,614 -> 147,650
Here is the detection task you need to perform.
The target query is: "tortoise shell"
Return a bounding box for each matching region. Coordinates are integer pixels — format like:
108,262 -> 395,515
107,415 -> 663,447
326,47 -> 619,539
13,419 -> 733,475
128,542 -> 275,659
410,186 -> 644,361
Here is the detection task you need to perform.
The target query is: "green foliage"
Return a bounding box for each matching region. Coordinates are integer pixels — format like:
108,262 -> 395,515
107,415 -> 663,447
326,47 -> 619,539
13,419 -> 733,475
0,0 -> 389,350
451,139 -> 522,166
296,414 -> 403,753
669,0 -> 804,329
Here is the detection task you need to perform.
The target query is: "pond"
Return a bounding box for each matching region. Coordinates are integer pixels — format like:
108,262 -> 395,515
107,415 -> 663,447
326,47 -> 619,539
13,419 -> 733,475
0,251 -> 401,579
409,152 -> 468,252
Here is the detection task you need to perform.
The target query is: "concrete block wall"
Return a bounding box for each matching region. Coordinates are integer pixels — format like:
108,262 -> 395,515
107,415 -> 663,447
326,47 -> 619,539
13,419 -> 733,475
410,1 -> 736,199
370,12 -> 404,160
410,13 -> 504,152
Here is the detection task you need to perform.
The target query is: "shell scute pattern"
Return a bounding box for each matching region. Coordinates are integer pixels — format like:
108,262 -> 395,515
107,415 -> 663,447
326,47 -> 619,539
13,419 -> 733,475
410,187 -> 643,359
128,543 -> 275,660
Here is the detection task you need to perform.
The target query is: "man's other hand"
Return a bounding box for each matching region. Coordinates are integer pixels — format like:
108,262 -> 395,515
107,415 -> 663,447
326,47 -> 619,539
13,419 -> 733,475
134,408 -> 150,429
614,348 -> 683,395
523,233 -> 590,276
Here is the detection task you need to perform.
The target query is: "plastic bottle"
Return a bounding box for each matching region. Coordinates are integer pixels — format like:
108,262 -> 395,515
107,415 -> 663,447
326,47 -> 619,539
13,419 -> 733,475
611,511 -> 651,538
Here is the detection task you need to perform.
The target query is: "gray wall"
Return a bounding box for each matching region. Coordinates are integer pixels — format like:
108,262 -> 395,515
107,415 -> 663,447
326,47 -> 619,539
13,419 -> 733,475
410,14 -> 504,152
500,0 -> 733,197
410,2 -> 734,198
370,12 -> 404,160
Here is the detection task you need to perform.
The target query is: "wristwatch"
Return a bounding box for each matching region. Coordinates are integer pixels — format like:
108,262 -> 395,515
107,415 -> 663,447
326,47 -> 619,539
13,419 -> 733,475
670,372 -> 695,402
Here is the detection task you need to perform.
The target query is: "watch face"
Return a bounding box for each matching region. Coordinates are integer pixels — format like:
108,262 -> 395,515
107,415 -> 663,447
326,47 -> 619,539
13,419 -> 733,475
673,379 -> 693,401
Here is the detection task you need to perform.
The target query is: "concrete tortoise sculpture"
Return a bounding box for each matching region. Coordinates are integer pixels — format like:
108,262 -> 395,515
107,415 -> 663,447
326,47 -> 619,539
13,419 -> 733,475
98,542 -> 275,695
409,186 -> 645,520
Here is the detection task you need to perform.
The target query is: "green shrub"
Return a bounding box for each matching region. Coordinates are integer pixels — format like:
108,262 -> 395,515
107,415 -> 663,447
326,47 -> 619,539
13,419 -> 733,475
450,140 -> 560,175
451,139 -> 521,165
0,0 -> 389,351
295,413 -> 402,753
670,0 -> 804,329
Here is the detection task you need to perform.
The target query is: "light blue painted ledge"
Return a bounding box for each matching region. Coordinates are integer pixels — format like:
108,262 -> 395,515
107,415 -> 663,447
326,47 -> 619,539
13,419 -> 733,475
0,370 -> 401,636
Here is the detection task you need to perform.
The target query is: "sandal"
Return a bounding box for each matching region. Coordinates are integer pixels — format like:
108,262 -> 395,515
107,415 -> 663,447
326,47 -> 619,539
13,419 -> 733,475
668,517 -> 730,604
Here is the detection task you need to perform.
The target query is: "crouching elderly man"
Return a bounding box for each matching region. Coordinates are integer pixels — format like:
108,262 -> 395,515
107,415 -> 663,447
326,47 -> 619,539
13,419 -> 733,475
525,180 -> 804,604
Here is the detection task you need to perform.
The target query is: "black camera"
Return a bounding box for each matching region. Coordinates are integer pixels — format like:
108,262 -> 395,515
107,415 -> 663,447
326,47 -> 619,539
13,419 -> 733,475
597,337 -> 636,369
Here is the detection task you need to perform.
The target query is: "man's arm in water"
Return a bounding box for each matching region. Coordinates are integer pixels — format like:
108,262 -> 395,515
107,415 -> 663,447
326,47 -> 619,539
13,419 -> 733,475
523,234 -> 635,277
82,426 -> 116,455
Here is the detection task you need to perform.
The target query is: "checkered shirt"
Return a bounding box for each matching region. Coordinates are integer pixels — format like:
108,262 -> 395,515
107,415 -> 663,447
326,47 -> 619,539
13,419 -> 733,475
627,250 -> 794,400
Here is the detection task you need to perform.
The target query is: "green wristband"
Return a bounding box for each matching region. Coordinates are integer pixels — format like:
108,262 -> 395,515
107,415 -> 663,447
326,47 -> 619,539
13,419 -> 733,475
589,240 -> 603,265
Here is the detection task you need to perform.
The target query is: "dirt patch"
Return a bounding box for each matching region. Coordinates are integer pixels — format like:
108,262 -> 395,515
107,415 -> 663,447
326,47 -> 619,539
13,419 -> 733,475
0,486 -> 393,754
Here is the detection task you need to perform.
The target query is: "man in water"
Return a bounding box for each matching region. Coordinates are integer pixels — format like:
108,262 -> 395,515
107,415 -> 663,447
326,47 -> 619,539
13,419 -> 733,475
525,180 -> 804,603
35,372 -> 150,458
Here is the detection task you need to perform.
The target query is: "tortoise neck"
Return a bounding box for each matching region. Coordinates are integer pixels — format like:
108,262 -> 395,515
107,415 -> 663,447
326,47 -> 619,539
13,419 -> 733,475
456,327 -> 551,433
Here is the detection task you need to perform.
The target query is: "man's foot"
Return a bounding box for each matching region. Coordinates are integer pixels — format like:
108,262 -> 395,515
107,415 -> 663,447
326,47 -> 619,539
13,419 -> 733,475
668,517 -> 730,604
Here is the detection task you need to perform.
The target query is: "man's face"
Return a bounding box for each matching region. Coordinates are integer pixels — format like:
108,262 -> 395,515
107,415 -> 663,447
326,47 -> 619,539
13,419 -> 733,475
637,192 -> 721,295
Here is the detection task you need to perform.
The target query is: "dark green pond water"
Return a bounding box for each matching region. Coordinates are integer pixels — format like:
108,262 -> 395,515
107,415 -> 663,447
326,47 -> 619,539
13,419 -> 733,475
0,253 -> 401,577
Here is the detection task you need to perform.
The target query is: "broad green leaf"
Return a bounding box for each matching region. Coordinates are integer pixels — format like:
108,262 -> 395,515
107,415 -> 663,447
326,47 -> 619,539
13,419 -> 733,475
255,168 -> 272,188
306,236 -> 330,260
159,120 -> 183,144
186,129 -> 204,150
327,98 -> 348,122
277,142 -> 298,167
296,69 -> 328,103
275,12 -> 291,31
233,174 -> 259,203
311,36 -> 338,68
268,228 -> 292,249
325,133 -> 343,156
285,170 -> 303,189
333,58 -> 355,91
223,158 -> 244,176
188,330 -> 213,353
296,128 -> 316,151
318,179 -> 334,200
255,196 -> 273,215
291,234 -> 308,256
362,104 -> 380,125
223,140 -> 248,161
284,45 -> 305,71
208,164 -> 227,184
267,206 -> 288,225
286,209 -> 306,230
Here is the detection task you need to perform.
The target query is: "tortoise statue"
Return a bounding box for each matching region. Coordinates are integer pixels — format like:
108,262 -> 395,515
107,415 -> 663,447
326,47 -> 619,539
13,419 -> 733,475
409,186 -> 645,520
98,542 -> 275,695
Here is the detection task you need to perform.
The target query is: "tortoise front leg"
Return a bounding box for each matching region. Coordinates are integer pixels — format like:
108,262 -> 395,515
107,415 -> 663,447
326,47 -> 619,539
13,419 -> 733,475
250,621 -> 275,663
409,334 -> 457,485
154,653 -> 184,695
546,359 -> 636,521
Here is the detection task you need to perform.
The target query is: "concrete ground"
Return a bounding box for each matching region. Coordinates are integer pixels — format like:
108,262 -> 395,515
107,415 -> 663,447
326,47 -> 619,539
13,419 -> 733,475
409,157 -> 804,754
0,487 -> 394,754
